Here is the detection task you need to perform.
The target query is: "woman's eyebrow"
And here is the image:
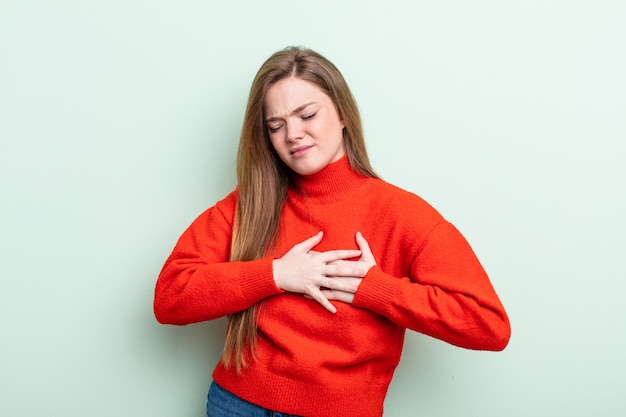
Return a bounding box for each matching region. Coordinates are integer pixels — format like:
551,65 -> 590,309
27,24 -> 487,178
265,101 -> 317,123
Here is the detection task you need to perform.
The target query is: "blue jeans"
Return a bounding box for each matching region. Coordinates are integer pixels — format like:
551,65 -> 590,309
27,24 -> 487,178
206,381 -> 302,417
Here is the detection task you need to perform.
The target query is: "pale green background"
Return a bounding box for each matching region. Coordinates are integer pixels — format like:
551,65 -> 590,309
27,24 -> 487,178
1,0 -> 625,416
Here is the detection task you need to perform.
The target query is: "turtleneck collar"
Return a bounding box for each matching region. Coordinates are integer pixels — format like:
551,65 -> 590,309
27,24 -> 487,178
289,156 -> 370,204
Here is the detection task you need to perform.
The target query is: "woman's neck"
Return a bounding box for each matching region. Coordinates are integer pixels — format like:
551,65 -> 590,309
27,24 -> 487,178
290,157 -> 369,204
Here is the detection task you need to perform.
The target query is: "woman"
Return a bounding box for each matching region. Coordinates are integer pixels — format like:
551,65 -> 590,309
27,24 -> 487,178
154,46 -> 510,417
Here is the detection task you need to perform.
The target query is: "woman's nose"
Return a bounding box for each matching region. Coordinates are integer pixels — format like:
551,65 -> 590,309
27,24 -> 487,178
286,120 -> 303,142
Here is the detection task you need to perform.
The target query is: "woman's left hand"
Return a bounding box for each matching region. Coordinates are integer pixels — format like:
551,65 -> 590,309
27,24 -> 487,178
315,232 -> 377,305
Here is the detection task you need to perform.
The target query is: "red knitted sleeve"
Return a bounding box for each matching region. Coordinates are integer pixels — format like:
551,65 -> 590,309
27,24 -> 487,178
153,191 -> 282,325
353,220 -> 510,351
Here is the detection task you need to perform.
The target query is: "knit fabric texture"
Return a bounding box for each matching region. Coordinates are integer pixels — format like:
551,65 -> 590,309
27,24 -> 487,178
154,157 -> 510,417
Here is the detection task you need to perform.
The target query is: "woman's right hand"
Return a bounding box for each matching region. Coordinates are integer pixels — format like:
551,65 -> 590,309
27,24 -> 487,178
272,231 -> 365,313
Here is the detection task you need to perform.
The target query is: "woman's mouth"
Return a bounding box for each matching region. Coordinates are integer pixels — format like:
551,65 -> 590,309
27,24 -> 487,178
290,145 -> 313,157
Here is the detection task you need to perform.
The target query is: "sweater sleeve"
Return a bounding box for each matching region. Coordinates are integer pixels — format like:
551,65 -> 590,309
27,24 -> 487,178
352,220 -> 510,351
153,192 -> 282,325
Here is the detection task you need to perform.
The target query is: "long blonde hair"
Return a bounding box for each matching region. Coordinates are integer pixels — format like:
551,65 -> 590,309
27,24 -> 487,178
223,46 -> 378,373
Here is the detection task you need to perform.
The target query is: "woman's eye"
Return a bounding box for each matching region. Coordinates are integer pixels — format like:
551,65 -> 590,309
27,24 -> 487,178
268,124 -> 283,133
302,112 -> 317,120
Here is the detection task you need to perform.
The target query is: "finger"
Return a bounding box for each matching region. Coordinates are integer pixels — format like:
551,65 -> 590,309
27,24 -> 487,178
322,276 -> 360,293
320,249 -> 361,263
356,232 -> 376,263
324,259 -> 355,268
307,289 -> 337,313
324,264 -> 366,279
291,231 -> 324,253
325,277 -> 362,288
320,289 -> 356,304
306,289 -> 356,303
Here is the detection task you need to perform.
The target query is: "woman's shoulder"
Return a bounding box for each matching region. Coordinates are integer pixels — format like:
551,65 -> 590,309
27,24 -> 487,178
192,188 -> 238,225
215,188 -> 239,210
366,178 -> 443,220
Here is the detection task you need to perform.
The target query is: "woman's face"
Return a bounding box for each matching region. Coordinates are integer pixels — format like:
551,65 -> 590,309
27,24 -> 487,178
264,77 -> 345,176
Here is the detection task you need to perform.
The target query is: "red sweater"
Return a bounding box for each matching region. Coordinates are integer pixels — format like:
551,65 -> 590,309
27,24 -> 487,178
154,157 -> 510,417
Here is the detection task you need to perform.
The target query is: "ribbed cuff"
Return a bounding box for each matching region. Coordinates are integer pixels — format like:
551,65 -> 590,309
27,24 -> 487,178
352,265 -> 400,316
238,258 -> 282,304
